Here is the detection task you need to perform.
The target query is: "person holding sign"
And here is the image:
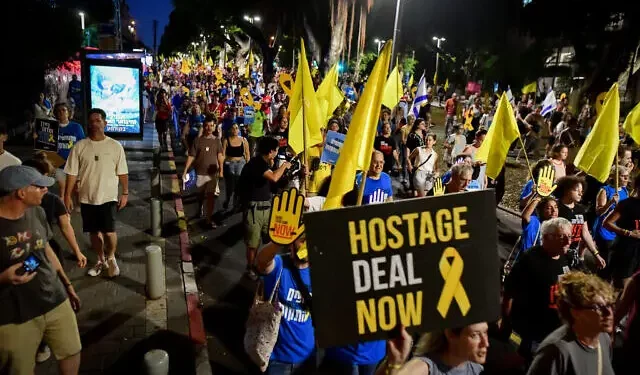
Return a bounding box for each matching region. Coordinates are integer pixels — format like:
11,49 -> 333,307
255,188 -> 316,374
377,323 -> 489,374
357,151 -> 393,205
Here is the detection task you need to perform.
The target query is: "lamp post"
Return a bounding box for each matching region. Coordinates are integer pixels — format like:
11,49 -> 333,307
432,36 -> 446,87
374,38 -> 383,55
390,0 -> 402,69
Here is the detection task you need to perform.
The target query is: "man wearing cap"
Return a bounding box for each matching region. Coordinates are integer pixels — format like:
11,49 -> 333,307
0,165 -> 82,375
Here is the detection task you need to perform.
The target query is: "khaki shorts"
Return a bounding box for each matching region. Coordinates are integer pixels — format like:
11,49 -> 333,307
244,202 -> 271,249
196,175 -> 220,196
0,299 -> 81,375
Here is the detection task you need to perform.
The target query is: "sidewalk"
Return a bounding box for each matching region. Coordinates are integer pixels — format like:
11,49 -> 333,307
8,125 -> 211,375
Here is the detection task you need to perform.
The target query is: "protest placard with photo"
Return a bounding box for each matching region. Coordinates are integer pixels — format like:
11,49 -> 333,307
35,118 -> 59,152
304,190 -> 501,347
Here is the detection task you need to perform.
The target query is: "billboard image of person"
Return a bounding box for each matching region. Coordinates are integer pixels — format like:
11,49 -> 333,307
89,64 -> 141,136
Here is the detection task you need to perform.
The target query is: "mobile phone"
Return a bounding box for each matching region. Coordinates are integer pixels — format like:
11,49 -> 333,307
17,253 -> 42,275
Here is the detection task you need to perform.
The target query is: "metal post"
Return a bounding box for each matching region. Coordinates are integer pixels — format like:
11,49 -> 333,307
145,244 -> 165,299
150,198 -> 162,237
144,349 -> 169,375
390,0 -> 402,70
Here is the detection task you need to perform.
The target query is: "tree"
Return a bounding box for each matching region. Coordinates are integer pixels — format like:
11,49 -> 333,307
0,1 -> 87,125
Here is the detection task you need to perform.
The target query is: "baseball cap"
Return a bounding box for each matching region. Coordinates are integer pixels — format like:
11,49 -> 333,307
0,165 -> 55,194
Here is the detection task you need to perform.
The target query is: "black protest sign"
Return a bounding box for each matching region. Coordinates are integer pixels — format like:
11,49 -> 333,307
35,119 -> 59,152
304,190 -> 501,348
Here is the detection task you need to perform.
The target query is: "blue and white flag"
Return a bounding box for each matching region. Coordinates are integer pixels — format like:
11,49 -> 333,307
541,90 -> 557,117
411,74 -> 428,117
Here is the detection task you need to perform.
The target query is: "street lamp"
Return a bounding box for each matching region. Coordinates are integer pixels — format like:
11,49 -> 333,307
374,38 -> 383,55
78,11 -> 85,30
432,36 -> 446,87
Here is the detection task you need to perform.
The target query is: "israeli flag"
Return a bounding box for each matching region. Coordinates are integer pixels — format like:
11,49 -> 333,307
541,90 -> 557,117
411,74 -> 428,118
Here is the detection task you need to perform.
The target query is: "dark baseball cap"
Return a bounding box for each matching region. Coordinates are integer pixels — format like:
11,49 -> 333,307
0,165 -> 55,194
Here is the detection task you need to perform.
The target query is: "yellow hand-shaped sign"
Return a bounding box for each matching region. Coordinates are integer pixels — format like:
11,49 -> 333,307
437,247 -> 470,318
433,178 -> 445,196
268,187 -> 306,246
536,165 -> 557,197
278,73 -> 294,97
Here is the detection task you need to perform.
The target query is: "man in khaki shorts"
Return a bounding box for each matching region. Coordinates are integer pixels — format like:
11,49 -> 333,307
0,165 -> 82,375
237,137 -> 291,280
183,114 -> 224,228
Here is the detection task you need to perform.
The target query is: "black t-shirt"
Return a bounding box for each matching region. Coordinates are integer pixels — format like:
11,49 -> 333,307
0,207 -> 67,325
238,156 -> 272,202
557,202 -> 587,249
374,135 -> 397,173
504,246 -> 570,341
40,192 -> 68,225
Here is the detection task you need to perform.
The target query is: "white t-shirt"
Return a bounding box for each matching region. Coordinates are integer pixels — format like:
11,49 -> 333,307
0,150 -> 21,171
64,137 -> 128,205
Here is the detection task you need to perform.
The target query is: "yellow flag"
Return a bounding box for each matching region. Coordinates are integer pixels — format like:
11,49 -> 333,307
245,51 -> 254,79
323,41 -> 392,210
287,39 -> 324,155
408,74 -> 414,88
475,92 -> 521,179
382,65 -> 403,110
316,64 -> 344,121
180,59 -> 191,75
521,81 -> 537,94
623,101 -> 640,145
444,78 -> 449,92
574,83 -> 620,183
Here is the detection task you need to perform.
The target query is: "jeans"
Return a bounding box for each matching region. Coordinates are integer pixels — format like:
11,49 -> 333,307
319,359 -> 379,375
224,159 -> 246,206
266,357 -> 317,375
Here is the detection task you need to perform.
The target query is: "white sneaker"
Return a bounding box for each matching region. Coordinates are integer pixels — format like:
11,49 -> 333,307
87,261 -> 105,277
36,344 -> 51,363
107,257 -> 120,278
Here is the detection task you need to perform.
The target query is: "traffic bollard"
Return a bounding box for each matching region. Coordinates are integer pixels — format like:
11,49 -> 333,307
144,349 -> 169,375
150,198 -> 162,237
145,245 -> 165,300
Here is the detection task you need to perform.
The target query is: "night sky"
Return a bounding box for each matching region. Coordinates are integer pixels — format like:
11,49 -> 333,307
126,0 -> 173,49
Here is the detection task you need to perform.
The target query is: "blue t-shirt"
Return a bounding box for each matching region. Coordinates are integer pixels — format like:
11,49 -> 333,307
356,172 -> 393,204
593,185 -> 629,241
263,255 -> 315,364
324,341 -> 386,365
57,121 -> 85,163
521,215 -> 542,252
520,179 -> 534,200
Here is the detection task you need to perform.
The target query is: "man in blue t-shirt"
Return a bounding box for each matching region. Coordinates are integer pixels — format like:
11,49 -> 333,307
53,103 -> 85,197
256,236 -> 316,373
356,151 -> 393,205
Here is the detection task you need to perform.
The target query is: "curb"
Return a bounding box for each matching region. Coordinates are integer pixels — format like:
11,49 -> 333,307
165,145 -> 211,374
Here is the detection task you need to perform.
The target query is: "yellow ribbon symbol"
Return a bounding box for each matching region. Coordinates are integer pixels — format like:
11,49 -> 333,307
437,247 -> 471,318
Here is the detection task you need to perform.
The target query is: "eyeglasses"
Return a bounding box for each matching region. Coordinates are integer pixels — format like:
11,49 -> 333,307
578,303 -> 614,316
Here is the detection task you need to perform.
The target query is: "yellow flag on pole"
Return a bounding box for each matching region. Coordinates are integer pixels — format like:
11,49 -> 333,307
475,92 -> 521,179
287,39 -> 324,155
574,83 -> 620,183
623,101 -> 640,145
382,65 -> 403,110
521,81 -> 537,94
316,63 -> 344,121
323,41 -> 392,210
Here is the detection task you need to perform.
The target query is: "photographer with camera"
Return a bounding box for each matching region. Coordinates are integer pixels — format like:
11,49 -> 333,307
238,137 -> 292,280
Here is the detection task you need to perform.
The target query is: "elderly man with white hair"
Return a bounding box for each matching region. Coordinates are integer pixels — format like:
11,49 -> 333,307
501,217 -> 573,366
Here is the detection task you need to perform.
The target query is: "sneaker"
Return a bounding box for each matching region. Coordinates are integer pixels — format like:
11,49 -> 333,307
107,257 -> 120,278
87,261 -> 105,277
36,344 -> 51,363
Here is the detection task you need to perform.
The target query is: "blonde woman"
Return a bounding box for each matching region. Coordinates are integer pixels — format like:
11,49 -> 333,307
377,323 -> 489,374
